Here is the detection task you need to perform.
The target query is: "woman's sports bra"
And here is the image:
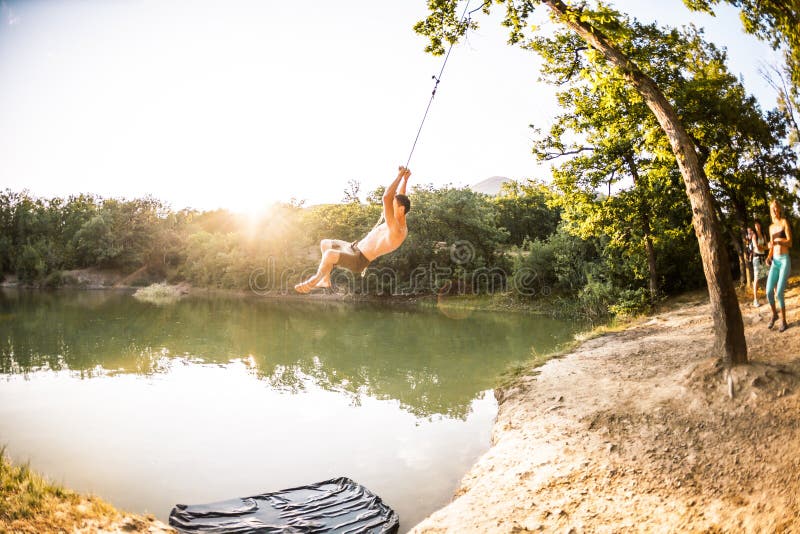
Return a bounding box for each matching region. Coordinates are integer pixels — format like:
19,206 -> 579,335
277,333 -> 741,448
772,229 -> 787,240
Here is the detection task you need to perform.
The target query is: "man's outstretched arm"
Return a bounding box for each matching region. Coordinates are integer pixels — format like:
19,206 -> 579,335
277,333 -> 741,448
383,166 -> 409,231
398,169 -> 410,196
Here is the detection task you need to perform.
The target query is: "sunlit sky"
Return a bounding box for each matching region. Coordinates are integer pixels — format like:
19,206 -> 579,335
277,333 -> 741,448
0,0 -> 781,213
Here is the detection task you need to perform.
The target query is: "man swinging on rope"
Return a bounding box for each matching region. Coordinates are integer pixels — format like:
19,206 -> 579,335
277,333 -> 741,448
294,166 -> 412,293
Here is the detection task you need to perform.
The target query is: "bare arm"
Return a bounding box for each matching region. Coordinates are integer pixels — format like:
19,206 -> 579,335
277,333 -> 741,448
383,166 -> 409,231
756,230 -> 767,252
781,220 -> 793,249
398,171 -> 410,196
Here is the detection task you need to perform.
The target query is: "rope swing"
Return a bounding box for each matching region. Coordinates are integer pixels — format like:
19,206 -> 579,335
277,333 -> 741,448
373,0 -> 486,231
404,0 -> 488,168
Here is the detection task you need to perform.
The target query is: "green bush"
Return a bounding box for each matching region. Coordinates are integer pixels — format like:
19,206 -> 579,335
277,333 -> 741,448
608,287 -> 653,317
575,278 -> 616,320
42,270 -> 64,289
512,225 -> 603,297
15,243 -> 46,284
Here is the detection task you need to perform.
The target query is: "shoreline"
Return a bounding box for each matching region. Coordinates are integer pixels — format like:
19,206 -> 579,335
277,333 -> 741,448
9,279 -> 796,531
0,281 -> 591,533
0,268 -> 574,316
409,277 -> 800,532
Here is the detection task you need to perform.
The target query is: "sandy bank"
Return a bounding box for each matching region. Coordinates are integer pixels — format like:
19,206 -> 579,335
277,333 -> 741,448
411,278 -> 800,532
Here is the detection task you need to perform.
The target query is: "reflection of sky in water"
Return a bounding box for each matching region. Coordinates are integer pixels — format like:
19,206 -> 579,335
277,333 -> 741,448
0,362 -> 496,531
0,290 -> 582,531
0,290 -> 580,419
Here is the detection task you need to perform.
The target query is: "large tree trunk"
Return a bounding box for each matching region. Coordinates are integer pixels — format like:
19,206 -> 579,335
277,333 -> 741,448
544,0 -> 747,365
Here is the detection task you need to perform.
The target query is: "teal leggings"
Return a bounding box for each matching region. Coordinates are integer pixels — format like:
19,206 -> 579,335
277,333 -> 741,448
766,253 -> 791,309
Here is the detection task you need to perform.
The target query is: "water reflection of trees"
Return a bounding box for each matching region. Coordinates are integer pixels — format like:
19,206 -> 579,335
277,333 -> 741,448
0,290 -> 576,418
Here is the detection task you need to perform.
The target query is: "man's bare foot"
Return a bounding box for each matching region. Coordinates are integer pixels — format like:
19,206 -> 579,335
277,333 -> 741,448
294,280 -> 317,294
318,276 -> 331,289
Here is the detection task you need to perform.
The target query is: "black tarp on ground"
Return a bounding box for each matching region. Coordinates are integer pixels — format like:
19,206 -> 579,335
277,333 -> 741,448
168,477 -> 400,534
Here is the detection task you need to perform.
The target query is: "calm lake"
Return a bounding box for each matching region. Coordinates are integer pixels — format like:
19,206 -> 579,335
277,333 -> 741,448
0,289 -> 581,531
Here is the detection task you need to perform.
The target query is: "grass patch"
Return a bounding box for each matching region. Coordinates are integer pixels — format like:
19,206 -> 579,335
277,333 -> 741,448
496,313 -> 643,390
496,341 -> 580,390
0,446 -> 122,532
416,293 -> 523,312
415,291 -> 569,315
133,282 -> 186,304
0,445 -> 76,522
572,315 -> 639,342
495,288 -> 718,392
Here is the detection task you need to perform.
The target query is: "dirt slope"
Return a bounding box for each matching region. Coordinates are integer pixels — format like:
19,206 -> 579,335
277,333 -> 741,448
411,279 -> 800,533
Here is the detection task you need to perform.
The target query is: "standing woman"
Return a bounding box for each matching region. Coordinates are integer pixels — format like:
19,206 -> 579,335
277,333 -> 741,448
766,200 -> 793,332
750,221 -> 768,307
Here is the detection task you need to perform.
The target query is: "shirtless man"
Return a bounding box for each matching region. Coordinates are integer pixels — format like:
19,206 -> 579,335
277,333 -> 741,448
294,166 -> 411,293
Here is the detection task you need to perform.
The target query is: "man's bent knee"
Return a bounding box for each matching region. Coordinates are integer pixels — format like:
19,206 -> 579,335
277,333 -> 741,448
322,249 -> 340,265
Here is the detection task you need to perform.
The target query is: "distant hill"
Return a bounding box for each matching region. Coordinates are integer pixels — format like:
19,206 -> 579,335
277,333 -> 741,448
470,176 -> 512,196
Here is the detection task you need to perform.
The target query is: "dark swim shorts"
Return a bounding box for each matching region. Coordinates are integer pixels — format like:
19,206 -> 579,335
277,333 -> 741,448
330,240 -> 371,274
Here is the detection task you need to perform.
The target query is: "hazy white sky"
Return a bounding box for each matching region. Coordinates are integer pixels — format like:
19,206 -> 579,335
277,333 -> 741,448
0,0 -> 781,212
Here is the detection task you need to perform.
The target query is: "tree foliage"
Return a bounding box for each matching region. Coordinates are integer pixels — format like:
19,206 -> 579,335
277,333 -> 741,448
684,0 -> 800,85
415,0 -> 800,362
492,180 -> 561,246
529,18 -> 796,297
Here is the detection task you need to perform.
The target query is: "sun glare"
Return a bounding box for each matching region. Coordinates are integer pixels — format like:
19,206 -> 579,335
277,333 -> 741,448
238,206 -> 270,238
235,200 -> 300,242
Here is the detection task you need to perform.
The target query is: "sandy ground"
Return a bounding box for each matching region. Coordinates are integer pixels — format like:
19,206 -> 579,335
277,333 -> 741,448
73,513 -> 173,534
1,500 -> 173,534
411,277 -> 800,533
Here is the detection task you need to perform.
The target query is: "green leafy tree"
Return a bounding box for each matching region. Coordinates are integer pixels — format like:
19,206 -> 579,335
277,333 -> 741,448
760,62 -> 800,213
0,191 -> 17,273
529,23 -> 669,298
416,0 -> 747,364
492,180 -> 561,246
74,213 -> 120,266
660,28 -> 797,284
684,0 -> 800,85
304,202 -> 381,245
16,241 -> 47,283
379,186 -> 509,294
532,20 -> 795,297
61,194 -> 99,268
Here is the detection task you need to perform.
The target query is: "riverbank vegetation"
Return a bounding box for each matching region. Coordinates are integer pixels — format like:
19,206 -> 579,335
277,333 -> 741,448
0,447 -> 113,532
2,166 -> 795,323
1,158 -> 795,322
0,448 -> 171,532
133,282 -> 189,305
1,10 -> 798,322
